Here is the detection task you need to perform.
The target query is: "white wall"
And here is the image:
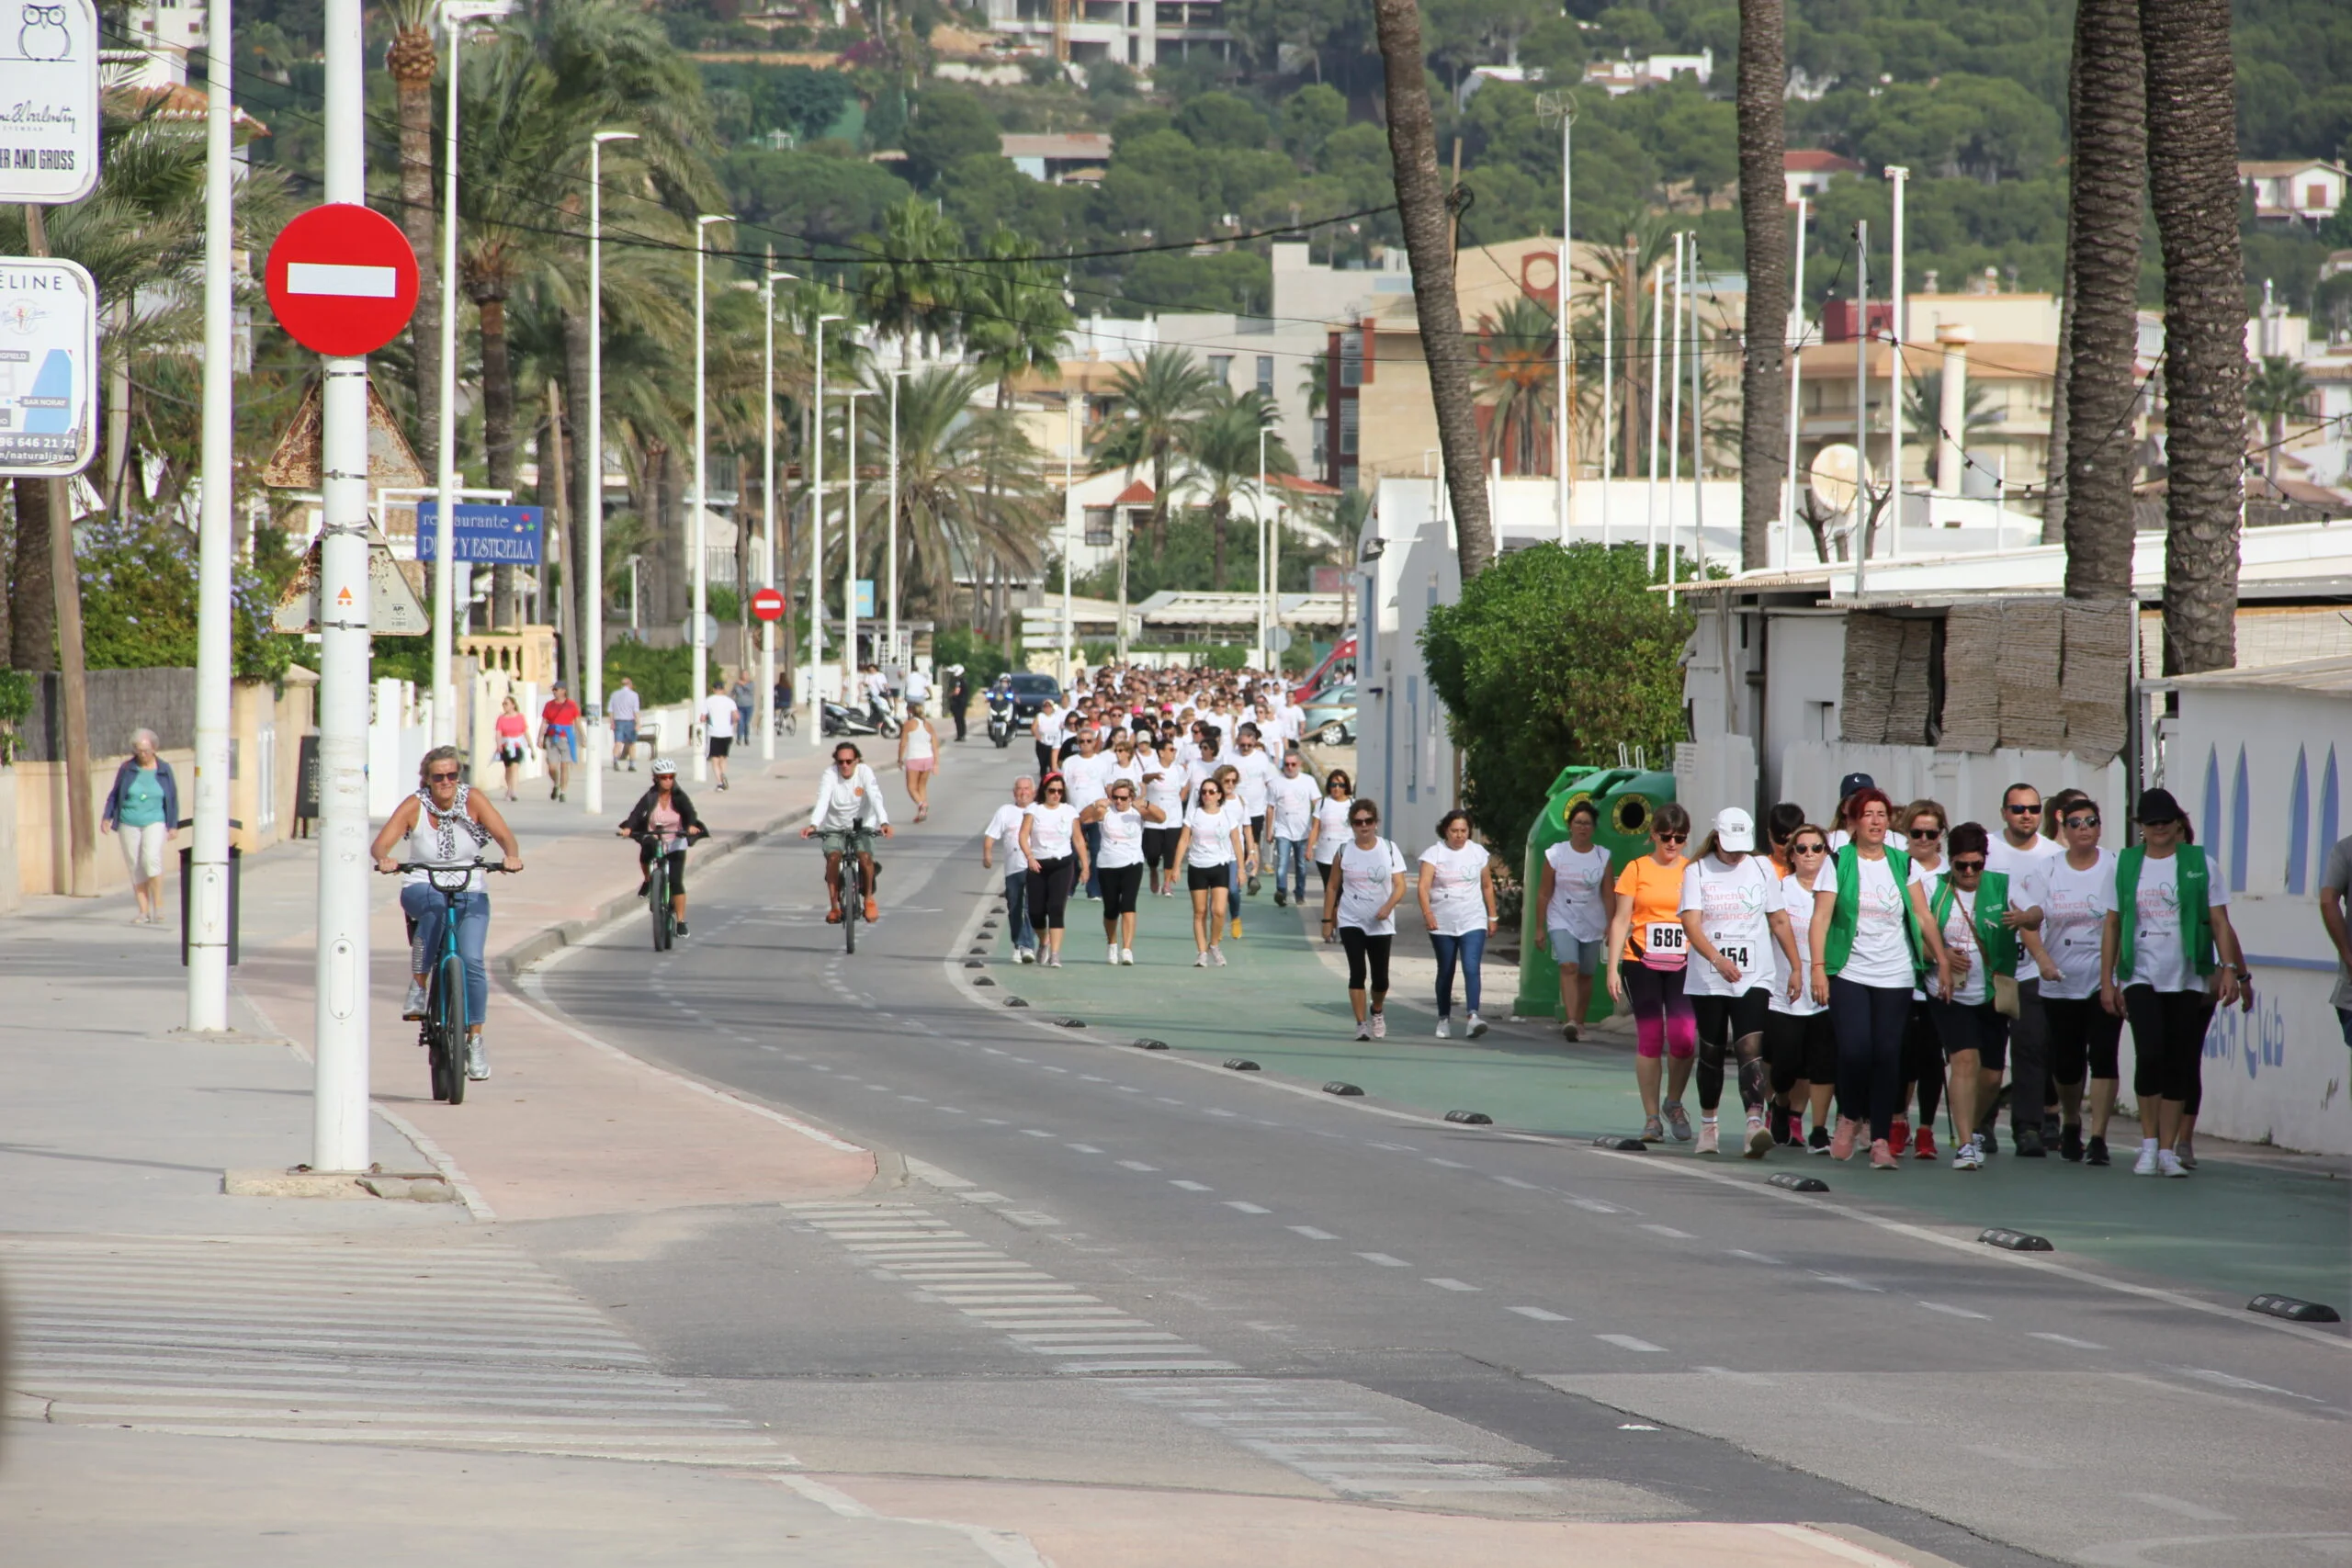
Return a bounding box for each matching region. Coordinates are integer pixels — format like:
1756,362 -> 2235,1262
1356,478 -> 1461,834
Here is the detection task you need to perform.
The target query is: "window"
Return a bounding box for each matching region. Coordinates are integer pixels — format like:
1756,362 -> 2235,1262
1339,335 -> 1362,388
1339,400 -> 1358,457
1083,506 -> 1114,546
1207,355 -> 1232,388
2308,182 -> 2329,209
1256,355 -> 1274,397
1312,418 -> 1327,468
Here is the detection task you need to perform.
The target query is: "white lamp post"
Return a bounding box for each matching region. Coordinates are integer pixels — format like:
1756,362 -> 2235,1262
809,312 -> 843,744
841,387 -> 874,694
1061,394 -> 1076,684
1538,91 -> 1576,545
188,0 -> 236,1031
583,127 -> 636,813
762,269 -> 795,761
1886,164 -> 1908,558
690,212 -> 729,782
886,367 -> 906,675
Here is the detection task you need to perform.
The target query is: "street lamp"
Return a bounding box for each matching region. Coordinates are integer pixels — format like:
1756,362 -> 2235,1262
1538,90 -> 1577,546
886,366 -> 908,677
431,0 -> 514,748
583,127 -> 637,814
809,311 -> 844,746
690,211 -> 731,782
840,387 -> 875,693
762,269 -> 796,761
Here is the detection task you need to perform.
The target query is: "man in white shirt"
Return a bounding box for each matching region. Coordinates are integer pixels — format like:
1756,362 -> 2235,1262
606,677 -> 643,772
1062,731 -> 1110,897
1265,751 -> 1318,907
800,739 -> 892,923
1985,781 -> 2063,1156
699,681 -> 740,791
1232,724 -> 1281,893
981,775 -> 1039,960
902,664 -> 933,710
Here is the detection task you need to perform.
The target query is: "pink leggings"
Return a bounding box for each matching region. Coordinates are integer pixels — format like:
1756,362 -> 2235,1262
1619,961 -> 1697,1060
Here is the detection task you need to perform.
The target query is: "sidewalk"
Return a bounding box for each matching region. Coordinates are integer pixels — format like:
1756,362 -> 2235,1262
982,876 -> 2352,1310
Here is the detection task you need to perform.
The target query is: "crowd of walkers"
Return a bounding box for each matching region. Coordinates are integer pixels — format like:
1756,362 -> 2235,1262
1538,771 -> 2250,1175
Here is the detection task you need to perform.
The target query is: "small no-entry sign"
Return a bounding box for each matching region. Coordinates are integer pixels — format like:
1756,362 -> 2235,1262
265,204 -> 420,356
751,587 -> 787,622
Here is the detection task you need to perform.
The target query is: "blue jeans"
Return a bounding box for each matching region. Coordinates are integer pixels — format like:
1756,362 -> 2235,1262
1430,928 -> 1487,1019
1082,820 -> 1103,898
1272,836 -> 1307,899
1003,869 -> 1037,953
402,884 -> 490,1030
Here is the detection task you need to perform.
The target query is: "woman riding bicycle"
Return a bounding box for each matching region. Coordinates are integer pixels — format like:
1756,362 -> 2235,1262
369,746 -> 523,1083
617,759 -> 708,936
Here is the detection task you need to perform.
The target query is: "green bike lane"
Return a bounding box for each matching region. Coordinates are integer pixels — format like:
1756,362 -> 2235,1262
980,883 -> 2349,1312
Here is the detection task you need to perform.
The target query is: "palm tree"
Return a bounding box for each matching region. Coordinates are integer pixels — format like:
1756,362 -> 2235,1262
2057,0 -> 2144,598
2141,0 -> 2246,674
963,228 -> 1075,408
1369,0 -> 1493,577
859,198 -> 965,367
1474,297 -> 1555,478
860,367 -> 1051,617
386,0 -> 442,471
1903,370 -> 2006,446
2246,356 -> 2313,484
1736,0 -> 1789,569
1173,389 -> 1295,590
1091,346 -> 1216,560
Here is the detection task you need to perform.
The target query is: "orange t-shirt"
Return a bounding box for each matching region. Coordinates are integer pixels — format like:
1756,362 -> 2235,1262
1615,853 -> 1688,963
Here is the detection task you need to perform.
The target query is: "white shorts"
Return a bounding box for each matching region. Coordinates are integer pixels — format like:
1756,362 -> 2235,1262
118,819 -> 167,882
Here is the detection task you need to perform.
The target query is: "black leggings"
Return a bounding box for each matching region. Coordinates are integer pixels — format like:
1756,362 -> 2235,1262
1764,1009 -> 1835,1097
2123,984 -> 2216,1110
1035,740 -> 1056,778
2045,995 -> 2124,1086
1339,926 -> 1392,996
1690,987 -> 1771,1114
1026,855 -> 1076,931
1098,863 -> 1144,919
1903,1000 -> 1945,1128
1142,826 -> 1180,871
638,843 -> 687,897
1828,976 -> 1912,1142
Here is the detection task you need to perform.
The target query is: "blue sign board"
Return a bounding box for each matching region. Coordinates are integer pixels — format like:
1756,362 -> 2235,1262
855,578 -> 875,618
415,502 -> 544,565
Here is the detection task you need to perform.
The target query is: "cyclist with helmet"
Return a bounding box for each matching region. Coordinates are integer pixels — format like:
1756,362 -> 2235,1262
801,739 -> 893,923
617,759 -> 709,936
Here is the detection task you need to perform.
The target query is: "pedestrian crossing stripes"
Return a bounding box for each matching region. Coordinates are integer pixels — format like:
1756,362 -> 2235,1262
787,1201 -> 1238,1373
0,1235 -> 792,1468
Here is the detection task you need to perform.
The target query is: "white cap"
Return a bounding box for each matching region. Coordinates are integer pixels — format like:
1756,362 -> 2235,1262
1713,807 -> 1756,852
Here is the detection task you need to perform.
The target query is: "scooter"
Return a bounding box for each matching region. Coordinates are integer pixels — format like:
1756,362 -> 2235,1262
986,699 -> 1016,749
821,700 -> 880,738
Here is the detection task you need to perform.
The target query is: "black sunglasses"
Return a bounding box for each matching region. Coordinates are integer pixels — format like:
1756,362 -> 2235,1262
1655,831 -> 1687,843
2063,813 -> 2100,829
2005,802 -> 2041,814
1951,858 -> 1986,873
427,770 -> 460,782
1907,826 -> 1942,840
1349,815 -> 1376,826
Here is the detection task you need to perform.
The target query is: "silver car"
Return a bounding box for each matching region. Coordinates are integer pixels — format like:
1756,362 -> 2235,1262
1302,682 -> 1356,747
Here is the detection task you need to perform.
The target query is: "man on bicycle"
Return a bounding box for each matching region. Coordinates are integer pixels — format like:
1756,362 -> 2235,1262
369,745 -> 524,1082
801,739 -> 891,924
617,758 -> 708,935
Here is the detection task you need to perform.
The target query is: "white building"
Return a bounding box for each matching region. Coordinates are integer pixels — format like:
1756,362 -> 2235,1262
2238,159 -> 2348,229
978,0 -> 1230,68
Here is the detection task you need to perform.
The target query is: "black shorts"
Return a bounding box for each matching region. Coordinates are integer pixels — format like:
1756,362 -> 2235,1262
1764,1008 -> 1835,1089
2044,994 -> 2124,1084
1142,826 -> 1180,870
1690,987 -> 1771,1047
1186,863 -> 1230,893
1928,996 -> 2009,1068
1098,863 -> 1144,916
707,735 -> 733,758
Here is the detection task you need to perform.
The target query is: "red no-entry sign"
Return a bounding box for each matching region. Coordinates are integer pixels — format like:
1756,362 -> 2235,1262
265,204 -> 421,357
751,587 -> 787,623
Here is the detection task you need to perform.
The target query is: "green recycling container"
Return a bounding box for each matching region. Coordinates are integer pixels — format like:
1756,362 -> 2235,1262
1511,765 -> 1678,1025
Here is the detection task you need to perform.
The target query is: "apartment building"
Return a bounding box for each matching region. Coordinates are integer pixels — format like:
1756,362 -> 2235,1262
978,0 -> 1231,68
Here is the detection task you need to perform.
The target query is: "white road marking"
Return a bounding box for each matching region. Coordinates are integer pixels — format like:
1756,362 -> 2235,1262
1917,1301 -> 1990,1320
1020,1128 -> 1056,1138
1638,1224 -> 1694,1239
1287,1226 -> 1340,1240
2124,1493 -> 2235,1521
1726,1249 -> 1785,1265
1424,1279 -> 1480,1292
1427,1158 -> 1470,1169
2029,1332 -> 2108,1351
1354,1253 -> 1410,1267
1493,1175 -> 1539,1190
1809,1271 -> 1885,1292
1116,1160 -> 1159,1171
1510,1306 -> 1570,1322
1566,1197 -> 1621,1213
1170,1179 -> 1213,1191
1067,1144 -> 1103,1154
1225,1201 -> 1272,1214
1596,1334 -> 1667,1352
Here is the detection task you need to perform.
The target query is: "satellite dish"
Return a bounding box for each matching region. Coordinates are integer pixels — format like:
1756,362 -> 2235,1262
1808,443 -> 1870,513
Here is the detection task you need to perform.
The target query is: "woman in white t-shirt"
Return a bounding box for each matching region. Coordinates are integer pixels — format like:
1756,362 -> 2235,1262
1016,773 -> 1088,968
1322,796 -> 1407,1040
1306,768 -> 1355,899
1170,776 -> 1245,966
1417,810 -> 1498,1040
1031,699 -> 1066,781
1140,739 -> 1187,897
1807,788 -> 1951,1168
1534,799 -> 1612,1043
2040,798 -> 2121,1165
1679,807 -> 1797,1158
1764,814 -> 1836,1152
1080,777 -> 1161,965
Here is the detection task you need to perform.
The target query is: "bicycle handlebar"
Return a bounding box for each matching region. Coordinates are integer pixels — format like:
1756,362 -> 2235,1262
381,862 -> 518,874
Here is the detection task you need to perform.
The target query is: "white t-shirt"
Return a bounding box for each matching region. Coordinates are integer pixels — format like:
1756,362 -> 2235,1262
1986,831 -> 2062,932
1234,749 -> 1280,816
1770,864 -> 1825,1017
1143,762 -> 1185,821
1035,708 -> 1066,748
1025,801 -> 1080,863
2108,849 -> 2229,993
1182,756 -> 1222,803
2039,849 -> 2115,1000
864,671 -> 888,705
1268,773 -> 1317,840
701,694 -> 739,739
1062,750 -> 1109,809
1811,852 -> 1927,990
606,686 -> 641,722
1094,807 -> 1147,869
1679,854 -> 1785,997
1543,841 -> 1612,943
1333,838 -> 1408,934
1419,841 -> 1491,937
1312,796 -> 1353,863
902,669 -> 932,704
1183,805 -> 1238,867
1928,882 -> 1989,1006
984,803 -> 1031,869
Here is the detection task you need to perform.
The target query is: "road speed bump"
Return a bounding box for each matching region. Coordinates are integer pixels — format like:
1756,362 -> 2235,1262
2249,1293 -> 2341,1324
1980,1227 -> 2053,1252
1055,1017 -> 1087,1029
1224,1058 -> 1261,1071
972,976 -> 995,987
1005,996 -> 1028,1008
1323,1081 -> 1364,1096
1134,1037 -> 1170,1050
1444,1110 -> 1493,1125
1592,1134 -> 1646,1151
1770,1173 -> 1829,1193
967,946 -> 989,955
963,960 -> 985,968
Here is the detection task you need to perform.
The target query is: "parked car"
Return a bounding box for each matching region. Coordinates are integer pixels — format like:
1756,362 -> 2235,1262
1001,671 -> 1063,723
1302,682 -> 1356,747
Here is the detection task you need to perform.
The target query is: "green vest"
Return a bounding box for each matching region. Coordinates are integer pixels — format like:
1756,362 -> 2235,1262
1823,843 -> 1924,978
1929,870 -> 2017,980
2112,843 -> 2216,987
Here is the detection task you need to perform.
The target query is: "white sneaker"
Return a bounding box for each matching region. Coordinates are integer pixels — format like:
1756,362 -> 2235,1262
1015,948 -> 1035,964
1120,947 -> 1136,965
1434,1019 -> 1451,1039
2157,1149 -> 2189,1178
1210,946 -> 1227,966
1952,1139 -> 1981,1170
2132,1145 -> 2161,1176
1355,1020 -> 1373,1040
1368,1012 -> 1386,1039
464,1034 -> 490,1081
1047,952 -> 1062,968
401,981 -> 428,1021
1465,1013 -> 1488,1039
1109,943 -> 1122,965
1193,952 -> 1209,968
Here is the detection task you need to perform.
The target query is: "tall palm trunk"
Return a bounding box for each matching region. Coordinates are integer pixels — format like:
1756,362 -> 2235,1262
1370,0 -> 1495,578
564,308 -> 598,691
1735,0 -> 1789,570
10,476 -> 52,670
2141,0 -> 2245,674
388,23 -> 440,472
1622,235 -> 1642,479
1211,498 -> 1228,589
543,378 -> 572,694
2059,0 -> 2144,601
469,279 -> 518,626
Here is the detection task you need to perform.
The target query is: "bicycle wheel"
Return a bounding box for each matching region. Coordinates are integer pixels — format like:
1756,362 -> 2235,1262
842,861 -> 859,955
649,861 -> 671,951
437,952 -> 469,1105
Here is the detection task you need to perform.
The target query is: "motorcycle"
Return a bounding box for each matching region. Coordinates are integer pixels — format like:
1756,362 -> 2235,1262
986,698 -> 1015,749
821,700 -> 880,738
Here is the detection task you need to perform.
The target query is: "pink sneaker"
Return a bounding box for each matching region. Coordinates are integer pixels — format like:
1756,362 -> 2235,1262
1830,1117 -> 1860,1161
1870,1138 -> 1899,1170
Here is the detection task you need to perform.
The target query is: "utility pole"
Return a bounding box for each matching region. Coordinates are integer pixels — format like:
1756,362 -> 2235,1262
887,366 -> 902,676
842,388 -> 872,686
187,0 -> 234,1031
1666,232 -> 1684,599
809,313 -> 842,744
1538,92 -> 1576,546
313,0 -> 373,1172
690,213 -> 728,781
1886,165 -> 1908,558
584,128 -> 635,812
1061,394 -> 1075,684
1686,234 -> 1704,593
1783,197 -> 1808,570
1854,218 -> 1871,597
1600,278 -> 1612,546
1645,259 -> 1665,573
761,266 -> 793,762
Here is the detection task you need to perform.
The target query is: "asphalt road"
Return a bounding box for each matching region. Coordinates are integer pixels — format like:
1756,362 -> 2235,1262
528,743 -> 2350,1568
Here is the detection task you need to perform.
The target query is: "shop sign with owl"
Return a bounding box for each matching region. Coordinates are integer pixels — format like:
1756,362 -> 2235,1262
0,0 -> 97,204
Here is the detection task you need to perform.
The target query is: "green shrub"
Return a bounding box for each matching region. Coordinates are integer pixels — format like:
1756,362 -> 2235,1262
604,639 -> 696,705
931,627 -> 1010,686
